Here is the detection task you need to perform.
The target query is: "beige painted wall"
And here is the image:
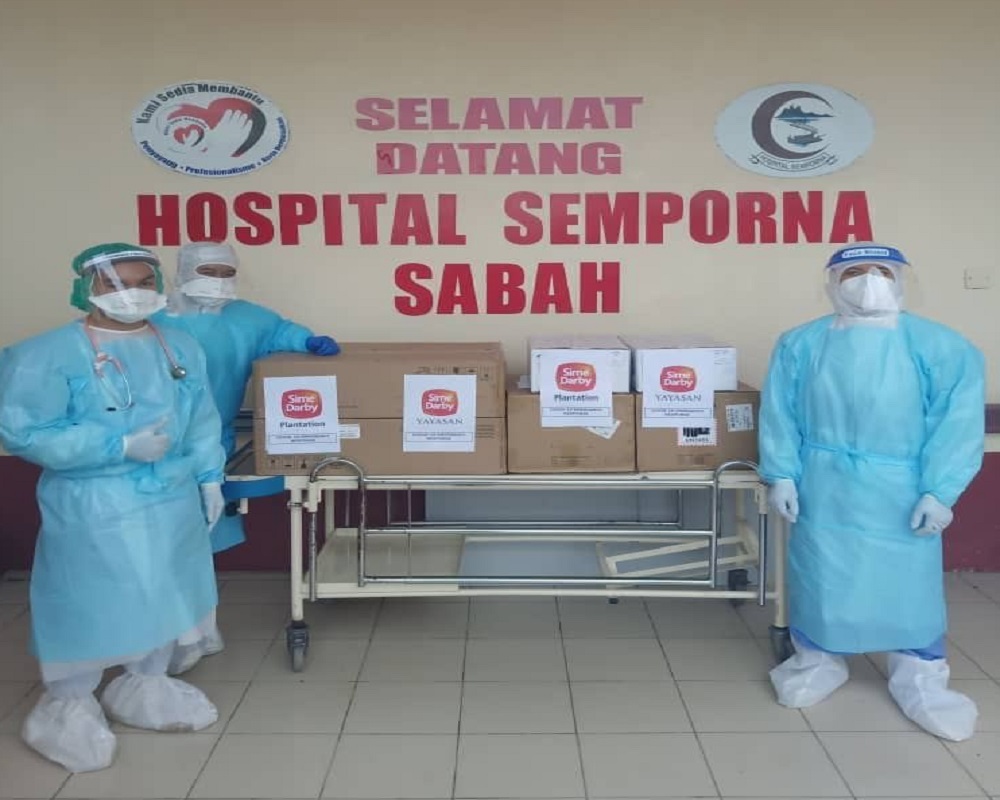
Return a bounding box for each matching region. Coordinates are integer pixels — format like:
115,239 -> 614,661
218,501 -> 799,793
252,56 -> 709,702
1,0 -> 997,398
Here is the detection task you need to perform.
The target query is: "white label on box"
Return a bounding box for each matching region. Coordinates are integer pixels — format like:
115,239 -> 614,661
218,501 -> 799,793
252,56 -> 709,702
339,424 -> 361,439
585,419 -> 622,440
263,376 -> 340,454
678,423 -> 717,446
641,349 -> 717,428
539,350 -> 614,428
402,374 -> 477,452
726,403 -> 755,433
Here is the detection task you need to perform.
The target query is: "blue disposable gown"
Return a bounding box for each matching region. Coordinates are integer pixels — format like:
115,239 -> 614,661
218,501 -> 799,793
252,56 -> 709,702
153,301 -> 313,552
0,322 -> 225,669
759,313 -> 985,653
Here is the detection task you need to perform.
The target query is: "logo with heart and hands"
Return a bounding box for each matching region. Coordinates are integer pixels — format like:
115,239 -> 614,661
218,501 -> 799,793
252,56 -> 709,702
132,81 -> 289,178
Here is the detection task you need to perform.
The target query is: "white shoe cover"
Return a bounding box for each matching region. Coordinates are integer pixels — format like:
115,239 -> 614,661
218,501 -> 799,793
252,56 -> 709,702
770,638 -> 849,708
168,625 -> 225,676
22,693 -> 117,773
887,653 -> 978,741
101,673 -> 218,732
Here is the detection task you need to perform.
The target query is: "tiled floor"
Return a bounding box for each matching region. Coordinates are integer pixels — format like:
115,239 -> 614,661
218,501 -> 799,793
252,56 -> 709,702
1,570 -> 1000,798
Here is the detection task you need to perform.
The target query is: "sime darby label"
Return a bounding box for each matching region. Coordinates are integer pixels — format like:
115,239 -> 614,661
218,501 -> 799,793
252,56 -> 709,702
282,389 -> 322,418
556,362 -> 597,392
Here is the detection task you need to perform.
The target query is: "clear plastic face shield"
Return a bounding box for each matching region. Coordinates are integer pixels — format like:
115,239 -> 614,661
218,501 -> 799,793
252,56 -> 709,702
87,260 -> 167,324
823,244 -> 918,327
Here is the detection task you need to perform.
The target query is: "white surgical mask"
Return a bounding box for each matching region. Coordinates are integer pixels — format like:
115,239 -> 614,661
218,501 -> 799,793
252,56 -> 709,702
180,277 -> 237,308
90,289 -> 167,324
836,273 -> 901,316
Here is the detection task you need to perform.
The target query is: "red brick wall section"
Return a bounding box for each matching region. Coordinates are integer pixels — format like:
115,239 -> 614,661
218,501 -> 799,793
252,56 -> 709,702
1,453 -> 997,573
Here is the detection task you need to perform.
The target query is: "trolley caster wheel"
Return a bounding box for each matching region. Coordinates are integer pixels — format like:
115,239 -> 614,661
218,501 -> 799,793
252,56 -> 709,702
608,598 -> 620,605
769,625 -> 794,664
727,568 -> 750,607
286,621 -> 310,673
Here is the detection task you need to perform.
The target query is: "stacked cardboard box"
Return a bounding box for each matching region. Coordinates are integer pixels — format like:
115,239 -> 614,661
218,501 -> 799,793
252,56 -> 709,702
252,342 -> 506,476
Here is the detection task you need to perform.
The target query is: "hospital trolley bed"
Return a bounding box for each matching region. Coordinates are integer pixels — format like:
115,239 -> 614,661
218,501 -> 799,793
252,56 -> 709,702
225,448 -> 791,673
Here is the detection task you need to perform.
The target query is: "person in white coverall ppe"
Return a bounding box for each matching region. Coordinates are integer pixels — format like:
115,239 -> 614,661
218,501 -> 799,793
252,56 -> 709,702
759,242 -> 985,741
0,243 -> 225,772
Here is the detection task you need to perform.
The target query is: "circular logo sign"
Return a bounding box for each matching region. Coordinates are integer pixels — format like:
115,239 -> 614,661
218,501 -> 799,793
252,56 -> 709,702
131,80 -> 289,178
715,83 -> 873,178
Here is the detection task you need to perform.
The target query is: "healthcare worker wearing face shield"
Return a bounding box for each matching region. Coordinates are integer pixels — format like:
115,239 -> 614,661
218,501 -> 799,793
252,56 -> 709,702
0,244 -> 227,773
152,241 -> 339,673
760,242 -> 986,742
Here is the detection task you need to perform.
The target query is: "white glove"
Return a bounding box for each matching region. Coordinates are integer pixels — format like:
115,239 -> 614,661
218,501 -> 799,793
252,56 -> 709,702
910,494 -> 953,536
123,420 -> 170,462
200,483 -> 225,531
768,479 -> 799,524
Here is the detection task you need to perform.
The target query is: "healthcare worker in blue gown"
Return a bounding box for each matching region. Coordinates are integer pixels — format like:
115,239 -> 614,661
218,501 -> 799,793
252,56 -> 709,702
760,242 -> 985,742
153,241 -> 339,673
0,244 -> 227,773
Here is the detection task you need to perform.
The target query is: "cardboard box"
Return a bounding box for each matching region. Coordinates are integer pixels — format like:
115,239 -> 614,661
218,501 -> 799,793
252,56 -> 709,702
635,387 -> 759,472
252,342 -> 506,418
528,334 -> 631,393
253,417 -> 506,476
621,335 -> 738,391
507,388 -> 636,473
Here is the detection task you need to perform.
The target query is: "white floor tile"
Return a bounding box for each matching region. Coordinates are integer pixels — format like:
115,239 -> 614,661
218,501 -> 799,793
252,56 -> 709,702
948,573 -> 997,603
0,580 -> 29,605
360,638 -> 465,682
59,733 -> 217,798
571,681 -> 691,733
948,603 -> 1000,640
324,734 -> 456,798
0,604 -> 26,631
215,602 -> 288,640
461,682 -> 573,733
0,733 -> 68,799
952,642 -> 1000,680
0,611 -> 30,645
736,601 -> 779,638
801,672 -> 918,732
564,639 -> 670,681
701,732 -> 849,797
0,686 -> 40,734
305,600 -> 381,640
961,573 -> 1000,604
218,579 -> 290,605
464,639 -> 566,682
647,598 -> 751,639
820,731 -> 983,797
679,680 -> 809,732
346,681 -> 461,733
0,647 -> 39,683
557,598 -> 655,638
374,598 -> 469,639
182,639 -> 271,683
256,639 -> 368,682
947,733 -> 1000,795
228,681 -> 352,733
468,599 -> 559,638
191,733 -> 337,798
0,682 -> 35,722
455,734 -> 583,798
580,733 -> 716,797
663,639 -> 770,681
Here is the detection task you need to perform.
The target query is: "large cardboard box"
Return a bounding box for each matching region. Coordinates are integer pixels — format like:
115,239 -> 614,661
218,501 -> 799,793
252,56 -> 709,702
621,335 -> 738,392
635,387 -> 759,472
507,388 -> 636,473
252,342 -> 506,419
253,417 -> 506,476
528,334 -> 631,393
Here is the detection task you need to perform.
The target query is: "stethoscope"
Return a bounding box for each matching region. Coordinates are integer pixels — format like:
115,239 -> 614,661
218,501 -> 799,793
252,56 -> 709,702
83,320 -> 187,411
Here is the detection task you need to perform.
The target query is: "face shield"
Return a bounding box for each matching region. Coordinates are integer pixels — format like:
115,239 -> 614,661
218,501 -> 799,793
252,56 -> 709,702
71,243 -> 166,323
823,243 -> 911,324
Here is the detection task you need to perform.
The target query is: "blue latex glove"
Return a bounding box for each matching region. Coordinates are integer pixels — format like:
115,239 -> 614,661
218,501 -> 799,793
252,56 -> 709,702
305,336 -> 340,356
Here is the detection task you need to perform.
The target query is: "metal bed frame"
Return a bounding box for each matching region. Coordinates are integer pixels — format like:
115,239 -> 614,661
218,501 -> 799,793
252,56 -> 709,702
269,458 -> 791,672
